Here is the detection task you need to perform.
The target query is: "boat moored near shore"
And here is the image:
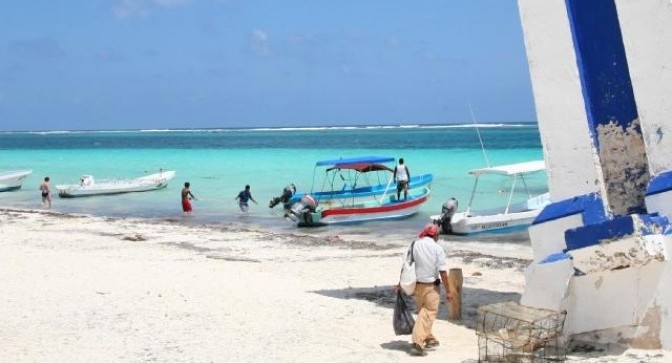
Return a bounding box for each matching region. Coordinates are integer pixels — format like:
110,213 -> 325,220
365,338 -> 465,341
0,170 -> 32,192
431,160 -> 549,235
56,170 -> 176,198
285,156 -> 433,226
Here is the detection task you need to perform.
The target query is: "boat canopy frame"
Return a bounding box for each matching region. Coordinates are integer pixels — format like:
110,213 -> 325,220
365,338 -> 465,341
310,156 -> 397,205
465,160 -> 546,215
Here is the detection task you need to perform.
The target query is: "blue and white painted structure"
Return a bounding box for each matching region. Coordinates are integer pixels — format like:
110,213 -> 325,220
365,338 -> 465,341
518,0 -> 672,349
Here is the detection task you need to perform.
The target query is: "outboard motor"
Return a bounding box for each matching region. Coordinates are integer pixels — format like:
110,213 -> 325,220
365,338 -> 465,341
269,183 -> 297,210
286,194 -> 318,222
438,197 -> 458,234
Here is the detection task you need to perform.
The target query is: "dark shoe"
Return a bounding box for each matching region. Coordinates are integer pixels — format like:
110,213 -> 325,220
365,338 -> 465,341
425,339 -> 440,348
411,343 -> 426,356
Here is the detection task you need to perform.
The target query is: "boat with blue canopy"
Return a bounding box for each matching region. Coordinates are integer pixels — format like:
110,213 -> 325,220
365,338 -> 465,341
285,156 -> 433,226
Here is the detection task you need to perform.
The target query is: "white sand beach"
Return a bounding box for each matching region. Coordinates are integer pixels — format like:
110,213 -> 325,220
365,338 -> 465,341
0,209 -> 667,362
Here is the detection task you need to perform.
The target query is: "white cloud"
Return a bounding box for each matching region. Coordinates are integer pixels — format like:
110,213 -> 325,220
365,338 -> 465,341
250,29 -> 272,57
113,0 -> 192,19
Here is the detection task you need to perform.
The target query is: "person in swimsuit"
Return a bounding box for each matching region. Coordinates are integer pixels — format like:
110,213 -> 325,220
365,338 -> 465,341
40,176 -> 52,208
235,185 -> 257,213
181,182 -> 196,214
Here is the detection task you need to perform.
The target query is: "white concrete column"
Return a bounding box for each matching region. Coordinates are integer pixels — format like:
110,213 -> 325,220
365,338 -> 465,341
517,0 -> 598,202
616,0 -> 672,176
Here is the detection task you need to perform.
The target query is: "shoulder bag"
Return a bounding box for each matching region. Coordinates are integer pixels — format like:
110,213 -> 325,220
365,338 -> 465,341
399,241 -> 416,296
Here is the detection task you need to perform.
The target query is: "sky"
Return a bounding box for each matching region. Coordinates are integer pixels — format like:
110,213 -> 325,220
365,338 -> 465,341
0,0 -> 535,131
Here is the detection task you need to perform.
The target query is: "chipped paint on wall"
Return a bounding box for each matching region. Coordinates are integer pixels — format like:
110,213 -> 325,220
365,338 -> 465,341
570,235 -> 664,275
595,119 -> 650,214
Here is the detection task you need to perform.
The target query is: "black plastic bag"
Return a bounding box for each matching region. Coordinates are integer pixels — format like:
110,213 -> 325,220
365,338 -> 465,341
393,290 -> 415,335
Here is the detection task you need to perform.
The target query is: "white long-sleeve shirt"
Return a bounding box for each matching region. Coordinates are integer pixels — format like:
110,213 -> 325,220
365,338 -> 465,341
412,237 -> 447,283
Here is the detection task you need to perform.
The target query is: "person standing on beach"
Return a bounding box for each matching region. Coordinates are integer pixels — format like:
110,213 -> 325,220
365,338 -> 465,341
393,158 -> 410,201
398,224 -> 450,356
40,177 -> 52,208
181,182 -> 196,215
235,185 -> 257,213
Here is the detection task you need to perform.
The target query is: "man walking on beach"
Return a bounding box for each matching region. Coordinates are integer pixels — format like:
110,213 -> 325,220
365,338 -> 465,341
235,185 -> 257,213
400,224 -> 450,356
393,158 -> 410,201
40,176 -> 52,209
181,182 -> 196,215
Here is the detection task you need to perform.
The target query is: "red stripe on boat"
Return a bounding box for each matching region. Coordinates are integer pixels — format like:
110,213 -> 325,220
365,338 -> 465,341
321,195 -> 428,217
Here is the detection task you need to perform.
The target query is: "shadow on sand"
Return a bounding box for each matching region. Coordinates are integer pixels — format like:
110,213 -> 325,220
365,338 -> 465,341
313,285 -> 651,361
312,284 -> 521,330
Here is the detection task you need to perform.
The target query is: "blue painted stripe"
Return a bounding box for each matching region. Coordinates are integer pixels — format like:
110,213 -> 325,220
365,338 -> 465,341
647,171 -> 672,197
533,193 -> 606,225
565,215 -> 634,251
582,193 -> 609,225
315,156 -> 395,167
540,252 -> 571,264
564,214 -> 671,251
566,0 -> 649,216
565,0 -> 639,149
638,214 -> 672,235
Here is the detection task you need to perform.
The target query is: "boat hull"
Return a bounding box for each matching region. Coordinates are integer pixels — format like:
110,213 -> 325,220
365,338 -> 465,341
297,190 -> 430,226
0,170 -> 32,192
58,183 -> 169,197
57,171 -> 175,198
291,173 -> 433,206
430,193 -> 551,235
430,161 -> 551,235
447,209 -> 541,235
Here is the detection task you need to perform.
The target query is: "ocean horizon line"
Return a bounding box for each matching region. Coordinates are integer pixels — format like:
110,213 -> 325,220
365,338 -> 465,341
0,121 -> 538,135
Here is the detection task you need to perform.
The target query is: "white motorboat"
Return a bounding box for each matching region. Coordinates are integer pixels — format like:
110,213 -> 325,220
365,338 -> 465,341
57,170 -> 176,198
0,170 -> 32,192
431,160 -> 550,235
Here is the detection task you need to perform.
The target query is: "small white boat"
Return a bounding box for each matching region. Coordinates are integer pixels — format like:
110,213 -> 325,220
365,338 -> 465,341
56,170 -> 176,198
431,160 -> 550,235
0,170 -> 32,192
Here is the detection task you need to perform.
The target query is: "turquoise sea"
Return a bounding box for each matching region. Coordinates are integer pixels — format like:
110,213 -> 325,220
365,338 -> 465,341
0,124 -> 546,240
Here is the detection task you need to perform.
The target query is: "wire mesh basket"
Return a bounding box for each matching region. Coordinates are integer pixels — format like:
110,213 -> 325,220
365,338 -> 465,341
476,301 -> 567,362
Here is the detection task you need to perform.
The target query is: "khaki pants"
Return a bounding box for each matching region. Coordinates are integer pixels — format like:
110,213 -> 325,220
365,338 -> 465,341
412,282 -> 440,347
